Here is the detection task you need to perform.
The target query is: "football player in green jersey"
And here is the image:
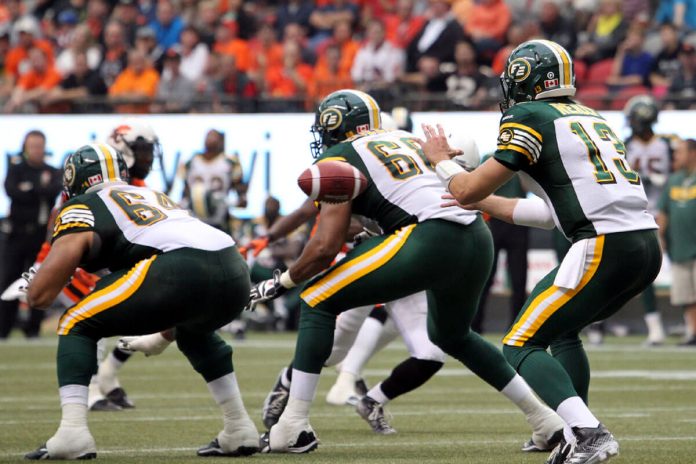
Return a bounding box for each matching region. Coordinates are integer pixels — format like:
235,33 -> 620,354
423,40 -> 662,464
248,89 -> 564,454
22,144 -> 259,459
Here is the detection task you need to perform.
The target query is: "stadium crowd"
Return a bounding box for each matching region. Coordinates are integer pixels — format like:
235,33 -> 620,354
1,0 -> 696,113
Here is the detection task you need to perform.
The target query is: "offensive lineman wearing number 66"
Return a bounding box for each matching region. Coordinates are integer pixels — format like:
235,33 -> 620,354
423,39 -> 661,464
23,144 -> 259,459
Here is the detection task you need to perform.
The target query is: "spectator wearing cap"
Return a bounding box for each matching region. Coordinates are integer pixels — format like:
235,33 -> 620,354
538,0 -> 577,54
214,21 -> 251,72
351,19 -> 405,90
113,0 -> 142,46
667,42 -> 696,109
308,43 -> 353,107
650,23 -> 683,95
109,48 -> 160,113
135,25 -> 164,71
46,51 -> 108,113
98,21 -> 128,87
607,27 -> 653,89
383,0 -> 425,50
276,0 -> 314,37
308,0 -> 360,49
55,24 -> 102,77
152,48 -> 196,113
5,16 -> 55,81
405,0 -> 467,72
575,0 -> 628,64
4,47 -> 62,113
655,0 -> 696,32
149,1 -> 184,50
53,9 -> 81,52
180,26 -> 209,82
465,0 -> 511,61
315,20 -> 359,77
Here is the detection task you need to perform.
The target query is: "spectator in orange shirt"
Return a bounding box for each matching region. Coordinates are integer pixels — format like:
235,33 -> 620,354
214,21 -> 251,72
4,47 -> 62,113
5,16 -> 55,81
249,23 -> 284,75
308,43 -> 353,107
109,49 -> 160,113
283,22 -> 316,65
465,0 -> 511,60
264,41 -> 313,108
383,0 -> 425,49
315,20 -> 359,76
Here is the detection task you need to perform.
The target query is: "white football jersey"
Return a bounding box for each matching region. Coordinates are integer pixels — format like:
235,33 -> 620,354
625,135 -> 671,213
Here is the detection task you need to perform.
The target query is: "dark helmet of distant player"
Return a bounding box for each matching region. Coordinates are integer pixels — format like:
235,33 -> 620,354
624,95 -> 659,135
106,121 -> 161,180
500,39 -> 576,112
310,89 -> 382,158
63,144 -> 129,198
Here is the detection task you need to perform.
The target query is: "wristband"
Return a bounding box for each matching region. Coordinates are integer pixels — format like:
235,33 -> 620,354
435,160 -> 465,191
279,270 -> 297,289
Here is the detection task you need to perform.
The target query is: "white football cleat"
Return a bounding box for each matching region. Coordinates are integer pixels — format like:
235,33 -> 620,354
26,427 -> 97,460
526,407 -> 565,452
326,371 -> 360,406
198,416 -> 259,457
263,417 -> 319,453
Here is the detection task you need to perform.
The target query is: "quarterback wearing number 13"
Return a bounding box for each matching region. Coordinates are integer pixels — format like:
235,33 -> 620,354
422,39 -> 661,464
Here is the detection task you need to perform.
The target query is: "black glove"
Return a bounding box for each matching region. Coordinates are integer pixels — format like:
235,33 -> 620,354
245,269 -> 287,311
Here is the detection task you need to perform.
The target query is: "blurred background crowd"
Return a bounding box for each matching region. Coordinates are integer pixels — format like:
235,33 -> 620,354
1,0 -> 696,114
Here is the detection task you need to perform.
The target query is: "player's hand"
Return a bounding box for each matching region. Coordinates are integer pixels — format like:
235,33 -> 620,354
239,236 -> 270,259
245,269 -> 287,311
416,124 -> 463,164
118,332 -> 172,356
353,227 -> 379,245
18,267 -> 38,294
440,193 -> 477,210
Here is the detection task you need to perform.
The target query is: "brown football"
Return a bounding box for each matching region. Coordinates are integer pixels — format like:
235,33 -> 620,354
297,160 -> 368,203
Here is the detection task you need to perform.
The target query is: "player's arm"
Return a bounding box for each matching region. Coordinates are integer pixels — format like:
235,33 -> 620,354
444,194 -> 555,230
27,232 -> 93,309
241,198 -> 319,257
287,201 -> 352,283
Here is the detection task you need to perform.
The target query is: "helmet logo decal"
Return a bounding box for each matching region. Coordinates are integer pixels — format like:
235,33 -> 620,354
320,108 -> 343,130
547,72 -> 555,79
64,162 -> 75,187
508,58 -> 531,82
356,123 -> 369,134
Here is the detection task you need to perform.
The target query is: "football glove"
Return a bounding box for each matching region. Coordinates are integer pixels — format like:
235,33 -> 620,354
118,332 -> 172,356
18,267 -> 38,295
1,277 -> 28,302
238,236 -> 270,259
353,227 -> 379,246
245,269 -> 287,311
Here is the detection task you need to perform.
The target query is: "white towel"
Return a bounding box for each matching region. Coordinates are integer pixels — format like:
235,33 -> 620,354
554,238 -> 591,290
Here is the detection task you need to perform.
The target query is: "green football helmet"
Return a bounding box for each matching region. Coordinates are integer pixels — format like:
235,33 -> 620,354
500,39 -> 576,111
63,143 -> 129,198
624,95 -> 658,135
310,89 -> 382,158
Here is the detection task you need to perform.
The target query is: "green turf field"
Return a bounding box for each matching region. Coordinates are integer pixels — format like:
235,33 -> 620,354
1,333 -> 695,463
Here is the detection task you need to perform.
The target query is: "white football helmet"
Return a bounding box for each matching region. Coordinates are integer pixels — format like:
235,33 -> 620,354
106,120 -> 161,180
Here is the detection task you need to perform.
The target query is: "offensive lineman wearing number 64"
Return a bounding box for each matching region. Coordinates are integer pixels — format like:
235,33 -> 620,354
23,144 -> 260,459
423,39 -> 661,464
